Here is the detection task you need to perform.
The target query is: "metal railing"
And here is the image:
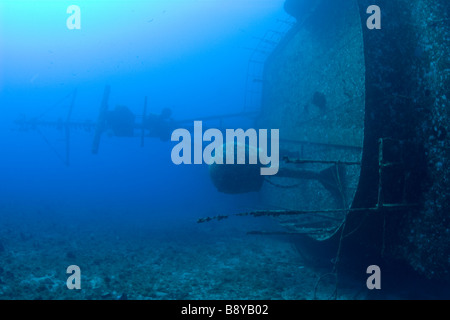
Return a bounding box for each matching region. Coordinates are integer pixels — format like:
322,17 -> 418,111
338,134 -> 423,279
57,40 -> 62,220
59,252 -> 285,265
243,18 -> 296,113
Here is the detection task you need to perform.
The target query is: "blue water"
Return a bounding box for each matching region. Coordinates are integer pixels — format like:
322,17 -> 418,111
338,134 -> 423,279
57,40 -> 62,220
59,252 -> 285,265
3,0 -> 449,302
0,1 -> 286,213
0,0 -> 320,300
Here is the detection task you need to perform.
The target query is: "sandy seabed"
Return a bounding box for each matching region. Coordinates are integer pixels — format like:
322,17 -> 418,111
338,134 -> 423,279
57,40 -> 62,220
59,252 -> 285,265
0,209 -> 363,300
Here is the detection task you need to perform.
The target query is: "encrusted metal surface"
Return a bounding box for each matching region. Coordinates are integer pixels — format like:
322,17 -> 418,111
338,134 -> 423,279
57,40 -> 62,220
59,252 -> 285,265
258,0 -> 365,241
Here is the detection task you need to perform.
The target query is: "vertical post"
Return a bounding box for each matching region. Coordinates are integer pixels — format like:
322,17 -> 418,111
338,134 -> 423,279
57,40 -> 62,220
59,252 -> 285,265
141,96 -> 148,147
92,85 -> 110,154
65,88 -> 77,166
377,138 -> 384,208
